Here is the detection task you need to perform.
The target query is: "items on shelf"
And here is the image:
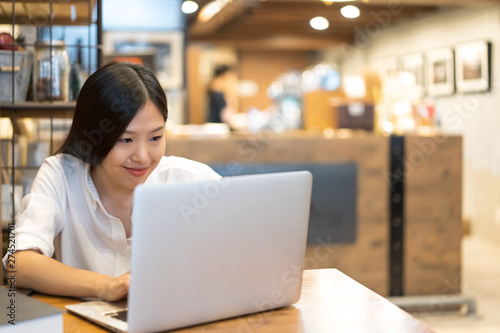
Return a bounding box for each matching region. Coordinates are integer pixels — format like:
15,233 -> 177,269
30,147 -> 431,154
33,40 -> 70,102
0,49 -> 33,103
0,31 -> 32,103
69,39 -> 88,101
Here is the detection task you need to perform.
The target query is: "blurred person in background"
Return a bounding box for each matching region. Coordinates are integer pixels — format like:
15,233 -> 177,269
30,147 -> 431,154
206,64 -> 238,125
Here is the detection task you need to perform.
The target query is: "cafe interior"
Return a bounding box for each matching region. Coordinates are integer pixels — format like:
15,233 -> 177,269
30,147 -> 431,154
1,0 -> 500,331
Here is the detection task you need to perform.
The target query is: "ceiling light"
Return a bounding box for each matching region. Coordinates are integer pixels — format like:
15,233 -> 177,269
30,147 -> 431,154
198,1 -> 223,22
309,16 -> 329,30
321,0 -> 356,5
341,5 -> 360,18
70,4 -> 77,21
182,1 -> 199,14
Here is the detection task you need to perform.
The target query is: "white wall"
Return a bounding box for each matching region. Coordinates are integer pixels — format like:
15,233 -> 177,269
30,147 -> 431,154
339,4 -> 500,242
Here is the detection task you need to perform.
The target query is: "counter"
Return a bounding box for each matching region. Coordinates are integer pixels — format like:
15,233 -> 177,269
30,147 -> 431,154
165,131 -> 462,297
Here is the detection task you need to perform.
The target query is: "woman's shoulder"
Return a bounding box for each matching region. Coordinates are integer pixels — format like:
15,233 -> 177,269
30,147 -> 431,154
42,153 -> 86,173
33,154 -> 88,188
29,154 -> 87,199
153,156 -> 221,182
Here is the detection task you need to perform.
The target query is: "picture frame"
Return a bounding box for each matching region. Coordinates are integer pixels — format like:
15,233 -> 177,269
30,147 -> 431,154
425,48 -> 455,97
399,53 -> 425,98
455,40 -> 491,94
103,31 -> 184,90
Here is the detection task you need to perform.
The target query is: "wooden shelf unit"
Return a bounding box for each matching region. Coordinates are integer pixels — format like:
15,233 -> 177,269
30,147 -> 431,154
0,0 -> 97,26
0,0 -> 102,265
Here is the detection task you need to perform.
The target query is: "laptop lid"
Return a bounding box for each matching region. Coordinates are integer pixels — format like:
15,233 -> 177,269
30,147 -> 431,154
127,171 -> 312,332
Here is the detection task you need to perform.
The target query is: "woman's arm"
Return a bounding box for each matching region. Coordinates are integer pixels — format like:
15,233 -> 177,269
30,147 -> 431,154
11,250 -> 129,301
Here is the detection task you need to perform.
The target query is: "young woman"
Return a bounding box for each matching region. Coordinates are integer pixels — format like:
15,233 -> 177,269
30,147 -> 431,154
3,62 -> 220,301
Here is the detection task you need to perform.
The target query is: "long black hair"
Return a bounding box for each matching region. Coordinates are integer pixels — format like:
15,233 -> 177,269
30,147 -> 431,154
57,62 -> 168,166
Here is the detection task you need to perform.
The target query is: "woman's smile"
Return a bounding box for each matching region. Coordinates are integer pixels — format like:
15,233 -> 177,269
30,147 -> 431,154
124,166 -> 149,177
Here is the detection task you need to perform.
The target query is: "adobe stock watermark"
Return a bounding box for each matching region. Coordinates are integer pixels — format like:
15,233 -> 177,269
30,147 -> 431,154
407,275 -> 475,320
177,173 -> 232,224
337,0 -> 404,62
422,276 -> 462,315
236,235 -> 340,333
5,229 -> 17,325
17,0 -> 74,26
177,111 -> 290,224
64,88 -> 144,159
384,135 -> 448,190
440,88 -> 487,130
384,83 -> 492,188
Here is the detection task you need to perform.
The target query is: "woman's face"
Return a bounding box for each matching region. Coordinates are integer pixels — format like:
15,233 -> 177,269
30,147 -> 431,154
98,100 -> 166,192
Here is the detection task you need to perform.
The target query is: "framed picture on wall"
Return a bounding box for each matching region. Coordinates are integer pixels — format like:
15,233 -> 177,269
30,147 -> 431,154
455,40 -> 491,94
103,31 -> 184,90
425,48 -> 455,97
399,53 -> 425,98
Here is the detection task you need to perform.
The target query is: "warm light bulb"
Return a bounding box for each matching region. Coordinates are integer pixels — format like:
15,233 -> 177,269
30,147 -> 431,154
341,5 -> 360,18
182,1 -> 199,14
309,16 -> 329,30
199,1 -> 222,22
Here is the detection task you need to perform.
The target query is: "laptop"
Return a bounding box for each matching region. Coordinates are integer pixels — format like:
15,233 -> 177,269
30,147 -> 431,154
66,171 -> 312,333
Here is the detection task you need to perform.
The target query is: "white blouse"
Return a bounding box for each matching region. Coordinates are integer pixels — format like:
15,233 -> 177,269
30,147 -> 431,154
2,154 -> 221,276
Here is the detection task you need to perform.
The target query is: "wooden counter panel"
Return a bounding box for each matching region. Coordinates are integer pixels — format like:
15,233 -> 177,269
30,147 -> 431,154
405,136 -> 462,295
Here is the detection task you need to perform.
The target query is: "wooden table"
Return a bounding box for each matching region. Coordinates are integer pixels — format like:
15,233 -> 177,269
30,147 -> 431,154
33,269 -> 435,332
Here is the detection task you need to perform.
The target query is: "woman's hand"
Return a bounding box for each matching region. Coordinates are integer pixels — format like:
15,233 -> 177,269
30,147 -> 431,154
13,250 -> 130,300
96,272 -> 130,301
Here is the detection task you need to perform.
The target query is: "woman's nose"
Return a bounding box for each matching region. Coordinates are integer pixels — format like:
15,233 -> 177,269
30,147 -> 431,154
131,142 -> 148,163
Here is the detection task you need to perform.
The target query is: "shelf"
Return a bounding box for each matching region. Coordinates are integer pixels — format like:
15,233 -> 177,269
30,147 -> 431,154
0,0 -> 102,261
0,0 -> 90,2
0,0 -> 97,26
0,101 -> 76,118
1,166 -> 42,170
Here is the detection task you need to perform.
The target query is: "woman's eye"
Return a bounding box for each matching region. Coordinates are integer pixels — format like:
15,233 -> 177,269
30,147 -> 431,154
120,138 -> 133,143
151,135 -> 162,142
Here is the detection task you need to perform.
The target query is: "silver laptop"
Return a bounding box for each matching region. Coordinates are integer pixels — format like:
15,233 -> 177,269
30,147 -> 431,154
66,171 -> 312,333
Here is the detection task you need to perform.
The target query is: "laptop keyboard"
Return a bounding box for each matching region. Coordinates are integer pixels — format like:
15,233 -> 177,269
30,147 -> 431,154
108,309 -> 128,322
